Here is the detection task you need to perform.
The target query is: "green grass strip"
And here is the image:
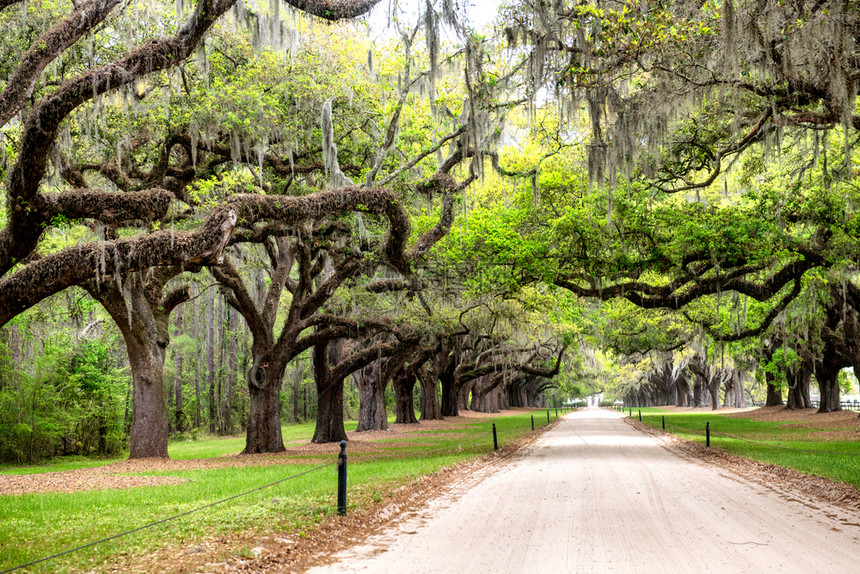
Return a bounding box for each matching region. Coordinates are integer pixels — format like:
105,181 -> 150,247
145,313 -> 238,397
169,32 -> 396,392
0,410 -> 561,573
635,408 -> 860,490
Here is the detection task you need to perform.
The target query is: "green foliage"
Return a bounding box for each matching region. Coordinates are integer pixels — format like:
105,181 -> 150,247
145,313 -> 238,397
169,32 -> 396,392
837,370 -> 855,395
760,347 -> 800,390
0,333 -> 128,464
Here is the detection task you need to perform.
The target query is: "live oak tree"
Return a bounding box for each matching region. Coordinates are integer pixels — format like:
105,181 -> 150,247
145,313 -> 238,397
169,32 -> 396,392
419,294 -> 568,416
84,268 -> 192,458
356,264 -> 573,421
198,0 -> 510,447
0,0 -> 388,458
501,0 -> 860,189
300,170 -> 466,443
753,277 -> 860,412
485,1 -> 860,371
211,179 -> 457,448
0,0 -> 381,310
352,339 -> 417,431
446,0 -> 860,412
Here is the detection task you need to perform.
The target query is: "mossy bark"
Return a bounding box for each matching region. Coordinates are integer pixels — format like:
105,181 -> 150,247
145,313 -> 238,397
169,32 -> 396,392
418,370 -> 443,421
392,368 -> 418,424
311,341 -> 348,444
355,361 -> 389,432
87,271 -> 186,459
440,369 -> 459,417
244,351 -> 287,453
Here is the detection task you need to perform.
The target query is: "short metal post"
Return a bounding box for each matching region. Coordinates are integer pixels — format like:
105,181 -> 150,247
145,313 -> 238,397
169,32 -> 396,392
638,410 -> 642,422
556,409 -> 558,418
706,422 -> 710,448
337,440 -> 347,515
492,423 -> 498,450
662,416 -> 665,430
531,415 -> 534,431
547,410 -> 550,423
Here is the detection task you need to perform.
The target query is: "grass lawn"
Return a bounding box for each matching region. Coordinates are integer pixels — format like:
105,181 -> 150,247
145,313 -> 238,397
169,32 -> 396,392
625,407 -> 860,490
0,409 -> 560,573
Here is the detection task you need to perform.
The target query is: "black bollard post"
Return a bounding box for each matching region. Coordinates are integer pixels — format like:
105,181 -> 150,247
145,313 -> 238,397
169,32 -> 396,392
638,410 -> 642,422
556,409 -> 559,418
337,440 -> 347,516
706,422 -> 710,447
493,423 -> 498,450
547,410 -> 551,424
531,415 -> 535,431
662,415 -> 665,430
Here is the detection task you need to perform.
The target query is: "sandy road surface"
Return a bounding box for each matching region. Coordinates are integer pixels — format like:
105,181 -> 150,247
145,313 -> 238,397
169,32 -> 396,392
307,408 -> 860,574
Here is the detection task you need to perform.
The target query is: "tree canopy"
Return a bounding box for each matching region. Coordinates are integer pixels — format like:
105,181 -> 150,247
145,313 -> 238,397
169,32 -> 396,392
2,0 -> 860,462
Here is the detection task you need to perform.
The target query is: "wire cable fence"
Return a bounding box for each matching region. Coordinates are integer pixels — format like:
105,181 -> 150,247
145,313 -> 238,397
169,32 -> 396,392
0,462 -> 335,574
348,437 -> 490,462
658,420 -> 860,457
1,409 -> 569,573
348,409 -> 566,463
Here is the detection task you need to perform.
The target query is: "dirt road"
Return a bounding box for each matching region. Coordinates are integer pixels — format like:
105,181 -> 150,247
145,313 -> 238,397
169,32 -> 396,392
307,408 -> 860,573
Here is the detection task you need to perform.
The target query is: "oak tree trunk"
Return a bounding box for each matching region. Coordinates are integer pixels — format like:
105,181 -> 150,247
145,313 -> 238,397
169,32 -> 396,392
470,389 -> 482,412
440,371 -> 458,417
721,370 -> 746,408
392,368 -> 418,424
355,362 -> 388,431
312,342 -> 348,443
244,351 -> 287,453
816,371 -> 842,413
87,274 -> 177,459
765,379 -> 784,407
525,384 -> 539,407
785,368 -> 812,410
127,340 -> 169,458
484,388 -> 502,413
457,379 -> 473,412
470,375 -> 502,413
692,376 -> 704,407
674,374 -> 690,407
419,370 -> 442,420
706,374 -> 720,410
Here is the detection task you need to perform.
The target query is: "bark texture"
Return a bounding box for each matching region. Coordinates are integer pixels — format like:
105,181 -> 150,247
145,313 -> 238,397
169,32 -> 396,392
86,269 -> 188,458
312,340 -> 348,443
354,361 -> 389,432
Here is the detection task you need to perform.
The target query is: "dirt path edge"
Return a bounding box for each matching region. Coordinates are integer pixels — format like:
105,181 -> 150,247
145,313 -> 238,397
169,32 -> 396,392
109,419 -> 562,574
624,416 -> 860,513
